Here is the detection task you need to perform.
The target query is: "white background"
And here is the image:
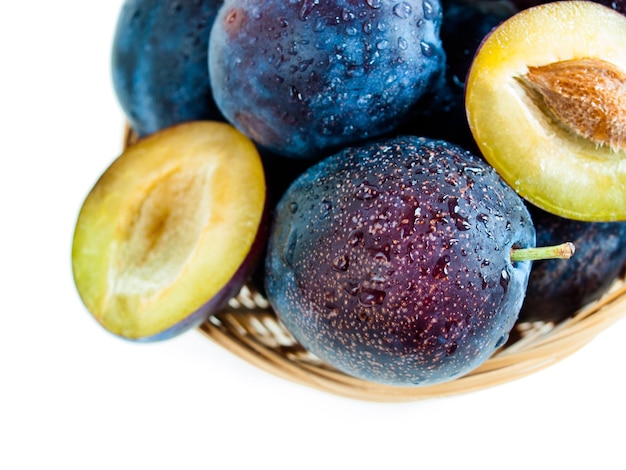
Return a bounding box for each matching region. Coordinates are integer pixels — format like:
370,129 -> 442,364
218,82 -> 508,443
2,1 -> 625,469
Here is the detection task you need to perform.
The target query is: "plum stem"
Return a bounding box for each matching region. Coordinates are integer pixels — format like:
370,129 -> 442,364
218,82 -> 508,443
510,242 -> 575,262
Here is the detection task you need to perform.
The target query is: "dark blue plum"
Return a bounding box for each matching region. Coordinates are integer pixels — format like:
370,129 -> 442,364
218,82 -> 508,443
112,0 -> 224,137
519,206 -> 626,323
397,0 -> 512,149
265,136 -> 535,386
209,0 -> 446,159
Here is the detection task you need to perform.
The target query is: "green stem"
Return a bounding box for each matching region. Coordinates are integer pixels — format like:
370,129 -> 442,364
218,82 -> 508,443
510,242 -> 575,262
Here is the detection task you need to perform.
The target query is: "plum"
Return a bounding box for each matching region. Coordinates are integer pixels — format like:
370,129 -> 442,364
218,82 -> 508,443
519,206 -> 626,323
72,122 -> 267,341
465,1 -> 626,221
112,0 -> 224,137
208,0 -> 446,159
265,136 -> 537,386
397,0 -> 512,149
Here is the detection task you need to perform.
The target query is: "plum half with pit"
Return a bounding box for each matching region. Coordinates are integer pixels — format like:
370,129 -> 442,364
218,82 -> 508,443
208,0 -> 446,159
72,122 -> 266,341
465,1 -> 626,221
265,136 -> 537,386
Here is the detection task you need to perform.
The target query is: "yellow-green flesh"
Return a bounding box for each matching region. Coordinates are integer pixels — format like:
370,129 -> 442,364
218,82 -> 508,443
72,122 -> 265,339
465,1 -> 626,221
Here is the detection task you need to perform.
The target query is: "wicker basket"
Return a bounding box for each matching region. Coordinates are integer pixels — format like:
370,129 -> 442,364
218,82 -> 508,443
124,127 -> 626,403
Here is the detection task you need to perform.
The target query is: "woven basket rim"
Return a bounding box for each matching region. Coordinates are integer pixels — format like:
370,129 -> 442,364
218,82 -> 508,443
123,125 -> 626,403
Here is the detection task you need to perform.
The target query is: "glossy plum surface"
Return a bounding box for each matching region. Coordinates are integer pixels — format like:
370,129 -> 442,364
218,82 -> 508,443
209,0 -> 446,159
72,122 -> 266,341
398,0 -> 511,149
112,0 -> 224,137
265,136 -> 535,386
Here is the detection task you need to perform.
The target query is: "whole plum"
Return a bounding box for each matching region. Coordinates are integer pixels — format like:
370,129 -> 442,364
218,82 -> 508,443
209,0 -> 446,159
398,0 -> 511,149
112,0 -> 224,137
265,136 -> 535,386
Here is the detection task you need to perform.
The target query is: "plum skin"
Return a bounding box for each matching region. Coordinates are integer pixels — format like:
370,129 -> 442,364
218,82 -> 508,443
265,136 -> 535,386
208,0 -> 446,159
112,0 -> 224,137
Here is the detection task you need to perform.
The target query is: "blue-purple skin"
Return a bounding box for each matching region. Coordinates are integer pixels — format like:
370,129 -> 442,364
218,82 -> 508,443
112,0 -> 224,137
265,136 -> 535,386
397,0 -> 511,150
209,0 -> 446,159
519,206 -> 626,324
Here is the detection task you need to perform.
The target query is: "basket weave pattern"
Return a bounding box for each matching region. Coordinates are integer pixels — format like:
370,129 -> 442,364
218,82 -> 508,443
124,127 -> 626,402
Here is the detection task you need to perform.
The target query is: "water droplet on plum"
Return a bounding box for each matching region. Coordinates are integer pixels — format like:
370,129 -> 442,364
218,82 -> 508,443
358,288 -> 386,306
332,254 -> 350,272
393,2 -> 413,19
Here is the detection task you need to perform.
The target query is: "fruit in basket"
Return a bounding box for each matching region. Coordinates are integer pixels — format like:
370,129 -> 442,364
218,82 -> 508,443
465,1 -> 626,221
265,136 -> 538,386
72,122 -> 266,341
112,0 -> 224,137
208,0 -> 446,159
519,206 -> 626,323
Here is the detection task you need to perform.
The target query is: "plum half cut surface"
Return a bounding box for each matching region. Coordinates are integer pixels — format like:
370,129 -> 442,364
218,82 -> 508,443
72,122 -> 266,341
465,1 -> 626,222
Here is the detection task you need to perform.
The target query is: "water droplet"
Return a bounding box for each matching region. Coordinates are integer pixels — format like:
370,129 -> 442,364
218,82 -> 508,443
455,217 -> 472,231
354,182 -> 380,201
358,288 -> 386,307
433,255 -> 451,279
299,58 -> 314,72
347,230 -> 364,246
321,199 -> 332,218
420,41 -> 435,57
376,39 -> 389,50
362,20 -> 372,34
342,8 -> 355,21
284,226 -> 298,267
393,2 -> 412,18
462,165 -> 485,176
397,37 -> 408,50
373,245 -> 391,262
422,0 -> 435,19
366,0 -> 382,9
299,0 -> 319,20
332,255 -> 350,272
344,281 -> 359,296
500,269 -> 510,292
346,25 -> 358,35
288,202 -> 298,213
481,259 -> 490,268
289,85 -> 303,102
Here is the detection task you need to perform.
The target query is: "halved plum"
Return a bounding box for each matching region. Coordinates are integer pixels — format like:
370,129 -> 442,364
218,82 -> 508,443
72,122 -> 266,341
465,1 -> 626,221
